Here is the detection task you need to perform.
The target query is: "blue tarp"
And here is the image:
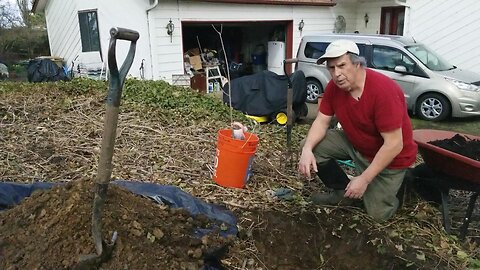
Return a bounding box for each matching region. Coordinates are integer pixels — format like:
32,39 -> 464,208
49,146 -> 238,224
0,180 -> 237,237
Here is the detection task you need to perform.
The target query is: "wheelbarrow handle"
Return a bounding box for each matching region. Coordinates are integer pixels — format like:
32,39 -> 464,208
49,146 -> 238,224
107,27 -> 139,107
284,58 -> 298,64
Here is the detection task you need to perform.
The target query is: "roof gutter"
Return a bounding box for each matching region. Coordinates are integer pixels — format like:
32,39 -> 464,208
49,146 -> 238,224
195,0 -> 335,6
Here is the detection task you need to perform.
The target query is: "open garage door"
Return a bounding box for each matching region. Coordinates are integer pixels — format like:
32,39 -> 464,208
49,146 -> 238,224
182,21 -> 292,81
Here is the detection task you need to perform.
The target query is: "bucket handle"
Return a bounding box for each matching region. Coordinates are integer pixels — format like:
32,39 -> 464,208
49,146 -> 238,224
239,132 -> 256,149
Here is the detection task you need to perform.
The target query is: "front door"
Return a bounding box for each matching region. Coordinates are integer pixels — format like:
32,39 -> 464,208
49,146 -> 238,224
380,6 -> 405,35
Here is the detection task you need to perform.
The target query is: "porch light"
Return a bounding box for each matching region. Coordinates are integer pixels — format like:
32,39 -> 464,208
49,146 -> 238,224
166,19 -> 174,42
364,13 -> 369,27
298,19 -> 305,31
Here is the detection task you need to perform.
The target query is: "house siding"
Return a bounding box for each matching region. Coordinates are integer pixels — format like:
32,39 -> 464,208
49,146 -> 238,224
83,0 -> 152,78
406,0 -> 480,74
44,0 -> 79,65
44,0 -> 152,79
331,3 -> 357,33
41,0 -> 337,82
355,0 -> 398,34
333,0 -> 399,34
149,0 -> 335,82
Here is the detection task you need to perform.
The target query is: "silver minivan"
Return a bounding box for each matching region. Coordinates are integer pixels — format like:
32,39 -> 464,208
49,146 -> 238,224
295,34 -> 480,121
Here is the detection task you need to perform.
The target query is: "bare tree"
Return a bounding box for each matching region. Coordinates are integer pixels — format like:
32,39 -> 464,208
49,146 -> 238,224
0,0 -> 49,64
16,0 -> 31,27
0,1 -> 22,28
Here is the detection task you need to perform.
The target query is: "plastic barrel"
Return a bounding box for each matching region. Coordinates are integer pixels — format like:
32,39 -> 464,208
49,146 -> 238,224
213,129 -> 259,188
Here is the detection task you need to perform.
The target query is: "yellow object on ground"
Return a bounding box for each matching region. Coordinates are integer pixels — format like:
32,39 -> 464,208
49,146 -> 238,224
276,112 -> 287,125
245,115 -> 268,123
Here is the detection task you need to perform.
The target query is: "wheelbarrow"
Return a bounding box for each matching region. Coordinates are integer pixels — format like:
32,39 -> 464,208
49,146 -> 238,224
412,129 -> 480,240
73,27 -> 139,269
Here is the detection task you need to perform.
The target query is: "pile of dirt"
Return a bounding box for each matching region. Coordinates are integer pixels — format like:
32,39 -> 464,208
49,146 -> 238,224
430,134 -> 480,161
0,181 -> 234,269
1,180 -> 421,270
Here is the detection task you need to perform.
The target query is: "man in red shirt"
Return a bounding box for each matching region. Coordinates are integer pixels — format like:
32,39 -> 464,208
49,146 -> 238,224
298,39 -> 417,221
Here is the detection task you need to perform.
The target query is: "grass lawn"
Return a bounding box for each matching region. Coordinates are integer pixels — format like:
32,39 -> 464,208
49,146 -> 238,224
410,116 -> 480,136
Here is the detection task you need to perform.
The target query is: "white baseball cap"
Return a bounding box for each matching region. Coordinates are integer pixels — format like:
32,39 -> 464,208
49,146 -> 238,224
316,39 -> 360,64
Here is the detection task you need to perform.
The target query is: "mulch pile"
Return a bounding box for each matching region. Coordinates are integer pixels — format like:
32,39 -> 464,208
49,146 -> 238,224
430,133 -> 480,161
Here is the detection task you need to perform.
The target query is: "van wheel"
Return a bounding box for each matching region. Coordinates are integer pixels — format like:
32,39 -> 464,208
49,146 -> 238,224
415,93 -> 450,121
306,79 -> 323,103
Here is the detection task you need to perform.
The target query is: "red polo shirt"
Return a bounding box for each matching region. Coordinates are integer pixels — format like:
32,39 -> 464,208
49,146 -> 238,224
320,68 -> 417,169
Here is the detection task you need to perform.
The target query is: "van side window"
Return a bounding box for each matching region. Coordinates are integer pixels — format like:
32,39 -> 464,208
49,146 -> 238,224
372,46 -> 416,73
305,42 -> 366,60
304,42 -> 329,59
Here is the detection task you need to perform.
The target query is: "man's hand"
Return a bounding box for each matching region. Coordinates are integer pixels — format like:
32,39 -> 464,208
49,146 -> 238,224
344,175 -> 370,199
297,112 -> 332,178
298,148 -> 318,178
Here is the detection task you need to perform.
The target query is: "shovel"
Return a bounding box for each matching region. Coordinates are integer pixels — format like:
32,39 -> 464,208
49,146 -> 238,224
74,27 -> 139,270
283,58 -> 299,169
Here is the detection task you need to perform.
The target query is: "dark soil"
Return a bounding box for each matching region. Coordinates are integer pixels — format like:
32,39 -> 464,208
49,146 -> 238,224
0,181 -> 234,270
1,81 -> 477,270
238,210 -> 407,270
429,134 -> 480,161
0,180 -> 451,270
0,184 -> 402,270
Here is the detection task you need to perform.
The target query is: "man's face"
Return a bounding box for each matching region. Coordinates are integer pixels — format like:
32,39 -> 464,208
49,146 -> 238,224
326,54 -> 359,91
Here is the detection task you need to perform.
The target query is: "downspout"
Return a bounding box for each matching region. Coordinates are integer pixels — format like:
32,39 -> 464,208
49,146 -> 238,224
146,0 -> 159,79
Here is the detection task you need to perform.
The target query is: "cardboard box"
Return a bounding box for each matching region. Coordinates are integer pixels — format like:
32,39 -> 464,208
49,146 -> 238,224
186,48 -> 200,56
172,74 -> 191,87
189,55 -> 202,71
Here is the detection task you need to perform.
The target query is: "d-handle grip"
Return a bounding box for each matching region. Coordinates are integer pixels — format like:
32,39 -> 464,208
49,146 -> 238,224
110,27 -> 139,42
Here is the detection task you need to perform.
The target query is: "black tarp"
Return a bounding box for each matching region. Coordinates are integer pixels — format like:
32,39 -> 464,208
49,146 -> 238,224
223,70 -> 307,120
27,58 -> 69,83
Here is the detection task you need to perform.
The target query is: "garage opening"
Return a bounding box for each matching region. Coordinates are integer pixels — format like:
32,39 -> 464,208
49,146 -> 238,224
182,21 -> 291,83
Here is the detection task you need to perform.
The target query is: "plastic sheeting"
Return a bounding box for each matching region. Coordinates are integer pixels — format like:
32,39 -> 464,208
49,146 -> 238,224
27,58 -> 69,83
223,70 -> 307,119
0,180 -> 237,237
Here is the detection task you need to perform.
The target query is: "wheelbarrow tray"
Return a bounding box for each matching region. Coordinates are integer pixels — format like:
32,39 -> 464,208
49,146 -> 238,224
413,129 -> 480,184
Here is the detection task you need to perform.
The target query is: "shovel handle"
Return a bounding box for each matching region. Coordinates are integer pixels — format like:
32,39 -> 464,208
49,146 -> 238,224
96,28 -> 139,185
107,27 -> 139,107
110,27 -> 139,42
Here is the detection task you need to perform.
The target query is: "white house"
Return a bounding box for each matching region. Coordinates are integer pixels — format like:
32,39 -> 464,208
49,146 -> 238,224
32,0 -> 338,83
32,0 -> 480,83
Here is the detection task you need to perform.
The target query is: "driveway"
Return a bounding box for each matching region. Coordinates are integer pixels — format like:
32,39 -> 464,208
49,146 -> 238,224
306,102 -> 318,120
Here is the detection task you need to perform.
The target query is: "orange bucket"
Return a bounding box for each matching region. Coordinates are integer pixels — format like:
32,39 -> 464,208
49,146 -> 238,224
213,129 -> 259,188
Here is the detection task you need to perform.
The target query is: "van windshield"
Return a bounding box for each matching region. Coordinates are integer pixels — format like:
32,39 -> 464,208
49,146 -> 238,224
406,44 -> 455,71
